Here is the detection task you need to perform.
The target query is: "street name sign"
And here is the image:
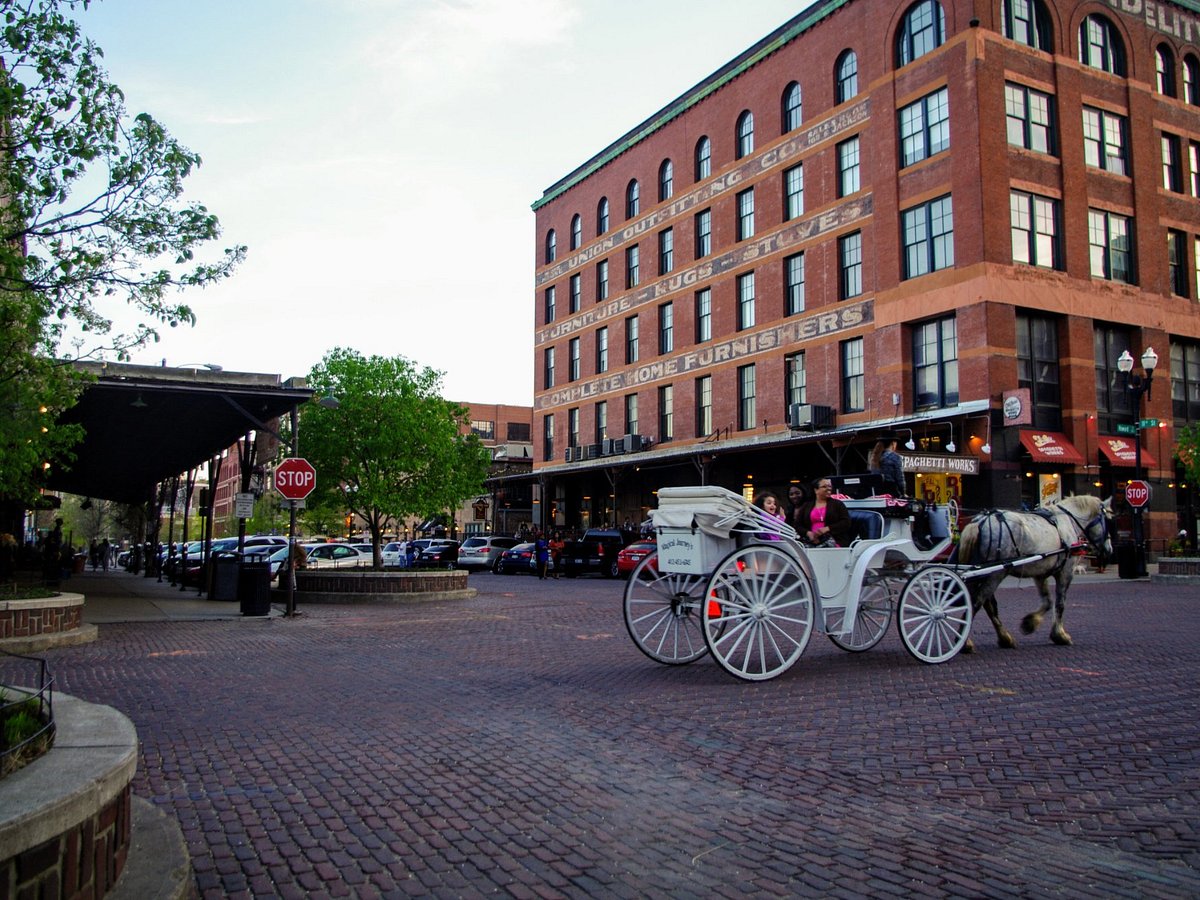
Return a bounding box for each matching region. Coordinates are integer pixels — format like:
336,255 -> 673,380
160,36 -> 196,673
1116,423 -> 1137,436
275,458 -> 316,500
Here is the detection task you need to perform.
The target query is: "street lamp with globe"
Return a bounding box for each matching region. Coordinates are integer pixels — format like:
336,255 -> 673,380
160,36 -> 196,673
1116,346 -> 1158,576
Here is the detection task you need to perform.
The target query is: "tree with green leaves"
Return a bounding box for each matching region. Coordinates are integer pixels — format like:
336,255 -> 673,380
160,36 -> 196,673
1176,422 -> 1200,489
297,349 -> 491,566
0,0 -> 244,503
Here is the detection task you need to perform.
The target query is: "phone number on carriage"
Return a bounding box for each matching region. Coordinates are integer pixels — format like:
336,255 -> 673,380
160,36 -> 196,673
899,454 -> 980,475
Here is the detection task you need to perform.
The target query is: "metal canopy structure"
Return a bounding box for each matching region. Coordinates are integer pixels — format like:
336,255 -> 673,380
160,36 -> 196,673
46,362 -> 313,505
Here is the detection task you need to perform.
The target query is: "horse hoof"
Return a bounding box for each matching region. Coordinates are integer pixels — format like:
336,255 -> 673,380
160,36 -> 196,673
1020,614 -> 1041,635
999,633 -> 1017,649
1051,631 -> 1073,646
962,639 -> 976,654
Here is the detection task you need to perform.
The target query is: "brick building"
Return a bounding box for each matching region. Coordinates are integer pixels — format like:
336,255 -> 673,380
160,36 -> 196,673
530,0 -> 1200,548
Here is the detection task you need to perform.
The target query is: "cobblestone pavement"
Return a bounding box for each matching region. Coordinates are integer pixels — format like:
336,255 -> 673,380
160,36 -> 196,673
4,571 -> 1198,898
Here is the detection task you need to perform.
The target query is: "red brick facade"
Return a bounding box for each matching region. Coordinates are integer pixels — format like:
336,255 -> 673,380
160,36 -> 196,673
530,0 -> 1200,544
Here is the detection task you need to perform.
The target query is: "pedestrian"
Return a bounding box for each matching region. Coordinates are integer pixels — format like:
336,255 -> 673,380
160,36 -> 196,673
534,531 -> 550,580
549,531 -> 565,579
43,519 -> 63,586
100,538 -> 111,572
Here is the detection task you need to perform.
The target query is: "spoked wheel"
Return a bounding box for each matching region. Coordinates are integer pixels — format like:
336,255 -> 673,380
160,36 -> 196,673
827,576 -> 895,652
703,544 -> 815,682
897,565 -> 972,663
623,552 -> 709,665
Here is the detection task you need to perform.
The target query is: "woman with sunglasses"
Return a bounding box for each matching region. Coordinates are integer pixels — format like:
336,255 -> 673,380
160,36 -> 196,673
797,478 -> 852,547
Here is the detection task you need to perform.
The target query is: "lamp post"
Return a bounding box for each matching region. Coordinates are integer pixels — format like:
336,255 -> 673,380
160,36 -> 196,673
1117,346 -> 1158,576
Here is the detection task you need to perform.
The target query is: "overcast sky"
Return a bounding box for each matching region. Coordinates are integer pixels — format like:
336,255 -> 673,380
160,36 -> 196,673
76,0 -> 810,403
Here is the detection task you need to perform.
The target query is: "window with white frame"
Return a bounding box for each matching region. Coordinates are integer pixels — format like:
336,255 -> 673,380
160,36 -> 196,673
838,136 -> 860,196
1079,15 -> 1126,76
737,272 -> 755,331
596,326 -> 609,373
696,375 -> 713,436
840,231 -> 863,299
597,197 -> 609,234
568,337 -> 580,381
595,400 -> 608,443
596,259 -> 609,301
782,82 -> 802,132
841,338 -> 865,412
626,179 -> 640,218
1003,0 -> 1052,50
544,346 -> 555,389
736,110 -> 754,158
736,188 -> 755,240
626,315 -> 639,364
659,159 -> 674,201
785,351 -> 807,407
1088,209 -> 1134,283
658,228 -> 673,275
784,164 -> 804,220
836,50 -> 858,103
738,364 -> 756,431
569,273 -> 581,313
1082,107 -> 1127,175
695,208 -> 712,257
626,244 -> 640,288
896,0 -> 946,67
695,136 -> 712,180
1010,190 -> 1061,270
545,229 -> 556,263
658,302 -> 674,354
785,252 -> 805,315
570,214 -> 582,250
568,407 -> 579,448
544,285 -> 556,324
1005,83 -> 1054,154
899,87 -> 949,167
695,288 -> 712,342
625,393 -> 639,436
658,384 -> 674,441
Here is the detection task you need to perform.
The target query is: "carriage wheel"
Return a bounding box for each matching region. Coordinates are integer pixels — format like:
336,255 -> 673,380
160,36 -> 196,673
622,552 -> 709,665
703,544 -> 815,682
897,565 -> 972,663
827,576 -> 895,652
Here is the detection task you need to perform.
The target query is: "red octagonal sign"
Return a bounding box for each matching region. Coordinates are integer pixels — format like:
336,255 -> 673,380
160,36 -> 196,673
1125,479 -> 1151,509
275,457 -> 316,500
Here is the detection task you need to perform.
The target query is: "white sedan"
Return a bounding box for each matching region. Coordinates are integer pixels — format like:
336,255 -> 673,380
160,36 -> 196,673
305,544 -> 372,569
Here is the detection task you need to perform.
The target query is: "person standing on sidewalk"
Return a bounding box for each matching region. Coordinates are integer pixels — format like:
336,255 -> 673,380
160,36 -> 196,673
548,531 -> 565,579
534,531 -> 550,580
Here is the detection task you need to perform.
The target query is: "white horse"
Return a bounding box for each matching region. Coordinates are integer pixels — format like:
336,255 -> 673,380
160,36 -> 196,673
956,495 -> 1113,651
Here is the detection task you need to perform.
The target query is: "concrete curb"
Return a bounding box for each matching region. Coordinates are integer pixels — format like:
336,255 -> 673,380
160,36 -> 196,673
109,796 -> 194,900
0,623 -> 99,655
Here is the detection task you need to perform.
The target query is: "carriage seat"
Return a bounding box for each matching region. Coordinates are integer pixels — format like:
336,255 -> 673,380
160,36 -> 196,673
848,509 -> 884,542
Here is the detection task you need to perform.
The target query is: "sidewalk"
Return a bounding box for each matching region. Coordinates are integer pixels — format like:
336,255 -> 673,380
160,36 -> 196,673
63,571 -> 270,624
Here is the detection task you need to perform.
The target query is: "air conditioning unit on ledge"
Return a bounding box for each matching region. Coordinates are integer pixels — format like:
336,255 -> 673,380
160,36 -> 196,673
789,403 -> 835,430
564,446 -> 580,462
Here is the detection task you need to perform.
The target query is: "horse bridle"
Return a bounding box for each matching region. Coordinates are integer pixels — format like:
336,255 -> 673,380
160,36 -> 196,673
1056,505 -> 1112,559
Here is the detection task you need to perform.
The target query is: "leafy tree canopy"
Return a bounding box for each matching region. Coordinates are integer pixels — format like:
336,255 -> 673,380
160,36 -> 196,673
297,349 -> 491,563
1176,422 -> 1200,488
0,0 -> 244,502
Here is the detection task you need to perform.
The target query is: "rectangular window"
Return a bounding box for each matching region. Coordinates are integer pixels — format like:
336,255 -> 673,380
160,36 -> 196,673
912,316 -> 959,410
1190,142 -> 1200,198
470,420 -> 495,440
899,87 -> 949,167
838,136 -> 861,196
543,414 -> 554,462
626,244 -> 640,288
1017,312 -> 1062,430
840,231 -> 863,299
784,164 -> 804,220
736,272 -> 755,331
658,385 -> 674,441
596,326 -> 609,373
695,209 -> 712,257
568,407 -> 579,448
1170,340 -> 1200,422
596,259 -> 609,301
625,315 -> 639,364
1005,83 -> 1054,154
1168,230 -> 1189,297
785,252 -> 805,315
544,286 -> 556,324
1010,190 -> 1061,269
696,375 -> 713,436
595,400 -> 607,443
543,346 -> 555,389
785,351 -> 807,407
738,364 -> 756,431
695,288 -> 712,342
625,393 -> 638,436
658,302 -> 674,354
1094,325 -> 1133,434
658,227 -> 674,275
1162,133 -> 1183,192
902,195 -> 954,279
1082,107 -> 1128,175
1088,209 -> 1134,283
569,273 -> 581,314
1196,236 -> 1200,299
507,422 -> 531,442
737,189 -> 755,240
841,338 -> 864,413
568,337 -> 580,381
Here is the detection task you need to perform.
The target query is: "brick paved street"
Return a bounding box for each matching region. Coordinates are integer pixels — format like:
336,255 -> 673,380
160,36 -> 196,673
4,571 -> 1198,898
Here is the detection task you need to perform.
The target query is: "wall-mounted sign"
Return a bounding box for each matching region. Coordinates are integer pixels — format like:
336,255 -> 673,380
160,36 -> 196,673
900,453 -> 980,476
1002,388 -> 1032,426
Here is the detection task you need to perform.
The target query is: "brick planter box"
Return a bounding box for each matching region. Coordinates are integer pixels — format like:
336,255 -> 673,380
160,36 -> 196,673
285,570 -> 475,604
0,594 -> 97,654
1153,557 -> 1200,585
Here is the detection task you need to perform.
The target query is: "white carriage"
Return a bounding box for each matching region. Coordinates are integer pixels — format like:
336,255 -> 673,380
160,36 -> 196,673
622,484 -> 971,681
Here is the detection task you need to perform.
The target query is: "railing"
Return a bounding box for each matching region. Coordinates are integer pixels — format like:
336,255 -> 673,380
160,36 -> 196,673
0,650 -> 56,772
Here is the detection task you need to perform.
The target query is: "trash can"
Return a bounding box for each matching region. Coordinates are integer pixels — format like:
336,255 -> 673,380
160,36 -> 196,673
1116,542 -> 1140,579
238,554 -> 273,616
211,554 -> 240,601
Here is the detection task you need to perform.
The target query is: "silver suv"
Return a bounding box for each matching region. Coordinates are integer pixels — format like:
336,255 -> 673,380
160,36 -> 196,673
457,536 -> 519,571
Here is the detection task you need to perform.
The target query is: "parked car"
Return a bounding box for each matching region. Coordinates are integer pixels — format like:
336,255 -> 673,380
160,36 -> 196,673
616,540 -> 656,576
305,544 -> 372,569
560,529 -> 632,578
413,539 -> 460,569
495,542 -> 537,575
381,542 -> 407,567
457,536 -> 519,571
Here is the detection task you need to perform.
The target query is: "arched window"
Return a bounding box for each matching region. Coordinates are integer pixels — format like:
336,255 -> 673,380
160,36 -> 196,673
836,50 -> 859,104
896,0 -> 946,67
625,179 -> 640,219
1078,15 -> 1126,76
1186,54 -> 1200,105
736,110 -> 754,159
782,82 -> 802,132
658,159 -> 674,201
597,197 -> 609,234
1156,45 -> 1177,96
1002,0 -> 1052,51
570,214 -> 582,250
545,229 -> 557,264
695,136 -> 712,181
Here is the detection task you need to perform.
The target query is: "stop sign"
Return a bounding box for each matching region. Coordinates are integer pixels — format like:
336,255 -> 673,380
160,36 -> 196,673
275,457 -> 316,500
1125,479 -> 1151,508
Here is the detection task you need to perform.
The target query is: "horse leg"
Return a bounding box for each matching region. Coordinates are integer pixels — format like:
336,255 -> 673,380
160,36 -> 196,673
973,577 -> 1017,649
1049,573 -> 1073,646
1020,576 -> 1052,635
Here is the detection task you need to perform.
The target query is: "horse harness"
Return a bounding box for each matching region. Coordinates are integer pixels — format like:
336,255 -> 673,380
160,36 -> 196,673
969,505 -> 1103,576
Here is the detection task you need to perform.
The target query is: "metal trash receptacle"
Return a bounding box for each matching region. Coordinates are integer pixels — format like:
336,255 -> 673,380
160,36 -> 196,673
1116,542 -> 1140,579
211,554 -> 239,601
238,554 -> 273,616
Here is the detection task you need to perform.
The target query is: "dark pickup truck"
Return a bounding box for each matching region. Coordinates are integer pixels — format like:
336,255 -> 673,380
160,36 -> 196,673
560,529 -> 630,578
